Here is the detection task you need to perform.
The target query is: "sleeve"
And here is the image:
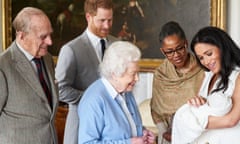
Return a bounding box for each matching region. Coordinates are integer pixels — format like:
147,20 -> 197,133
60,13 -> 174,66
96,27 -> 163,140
55,45 -> 83,104
0,70 -> 7,115
77,92 -> 131,144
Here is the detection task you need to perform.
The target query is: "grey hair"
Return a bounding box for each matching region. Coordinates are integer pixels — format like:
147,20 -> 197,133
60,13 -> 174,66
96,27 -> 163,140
99,41 -> 141,79
12,7 -> 47,33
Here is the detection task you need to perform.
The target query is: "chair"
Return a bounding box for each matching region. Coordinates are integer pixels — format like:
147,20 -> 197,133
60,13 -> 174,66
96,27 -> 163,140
138,99 -> 158,141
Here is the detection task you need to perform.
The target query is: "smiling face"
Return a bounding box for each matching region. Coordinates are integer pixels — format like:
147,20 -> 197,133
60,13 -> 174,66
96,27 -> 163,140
19,15 -> 53,58
113,62 -> 139,93
161,34 -> 188,69
86,8 -> 113,38
194,43 -> 221,74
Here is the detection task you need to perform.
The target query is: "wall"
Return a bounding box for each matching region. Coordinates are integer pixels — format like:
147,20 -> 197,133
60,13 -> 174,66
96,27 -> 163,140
133,72 -> 154,105
227,0 -> 240,46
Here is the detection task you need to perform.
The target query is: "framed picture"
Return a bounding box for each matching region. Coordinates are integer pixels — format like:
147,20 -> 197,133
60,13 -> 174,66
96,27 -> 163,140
2,0 -> 87,56
1,0 -> 226,71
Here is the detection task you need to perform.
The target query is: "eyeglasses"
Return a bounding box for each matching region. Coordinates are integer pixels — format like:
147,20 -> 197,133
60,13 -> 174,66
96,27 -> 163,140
162,44 -> 186,57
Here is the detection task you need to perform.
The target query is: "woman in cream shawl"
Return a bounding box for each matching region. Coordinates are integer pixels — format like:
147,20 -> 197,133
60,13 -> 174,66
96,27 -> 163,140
150,21 -> 204,144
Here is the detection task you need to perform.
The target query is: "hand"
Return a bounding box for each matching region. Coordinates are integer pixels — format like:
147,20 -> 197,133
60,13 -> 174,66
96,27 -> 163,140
162,131 -> 171,142
130,130 -> 156,144
143,130 -> 156,144
187,96 -> 206,107
130,137 -> 145,144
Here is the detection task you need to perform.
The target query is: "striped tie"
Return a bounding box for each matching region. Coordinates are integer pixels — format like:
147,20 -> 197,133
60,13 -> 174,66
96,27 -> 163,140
33,58 -> 52,108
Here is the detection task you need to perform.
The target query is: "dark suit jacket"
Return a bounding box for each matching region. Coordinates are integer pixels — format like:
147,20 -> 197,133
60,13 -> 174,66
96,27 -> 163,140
0,41 -> 58,144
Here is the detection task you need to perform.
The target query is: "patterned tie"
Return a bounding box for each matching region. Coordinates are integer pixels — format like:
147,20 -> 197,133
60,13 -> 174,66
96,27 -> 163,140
33,58 -> 52,108
117,94 -> 137,136
100,39 -> 106,59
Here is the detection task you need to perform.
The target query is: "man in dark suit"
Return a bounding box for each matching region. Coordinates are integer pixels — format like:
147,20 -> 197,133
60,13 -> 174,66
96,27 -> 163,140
0,7 -> 58,144
55,0 -> 118,144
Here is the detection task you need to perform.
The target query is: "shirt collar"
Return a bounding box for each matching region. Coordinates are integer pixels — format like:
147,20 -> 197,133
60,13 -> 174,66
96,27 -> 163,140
101,77 -> 120,100
16,42 -> 35,61
86,28 -> 107,48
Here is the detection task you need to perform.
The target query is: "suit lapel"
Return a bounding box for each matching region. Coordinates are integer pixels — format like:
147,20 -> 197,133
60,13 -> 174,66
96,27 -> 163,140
11,43 -> 53,111
42,56 -> 58,111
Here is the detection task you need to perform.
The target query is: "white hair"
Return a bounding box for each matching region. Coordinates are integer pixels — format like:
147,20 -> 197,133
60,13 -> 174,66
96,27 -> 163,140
13,7 -> 48,33
99,41 -> 141,79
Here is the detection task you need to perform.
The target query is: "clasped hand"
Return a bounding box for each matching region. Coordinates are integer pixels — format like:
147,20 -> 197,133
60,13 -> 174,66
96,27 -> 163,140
131,130 -> 156,144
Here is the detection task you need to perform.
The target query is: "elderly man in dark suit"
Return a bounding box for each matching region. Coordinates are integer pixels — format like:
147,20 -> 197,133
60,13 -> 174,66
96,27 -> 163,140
0,7 -> 58,144
55,0 -> 118,144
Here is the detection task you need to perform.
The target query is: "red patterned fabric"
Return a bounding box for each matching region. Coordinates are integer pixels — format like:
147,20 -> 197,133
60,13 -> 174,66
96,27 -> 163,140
33,58 -> 52,108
